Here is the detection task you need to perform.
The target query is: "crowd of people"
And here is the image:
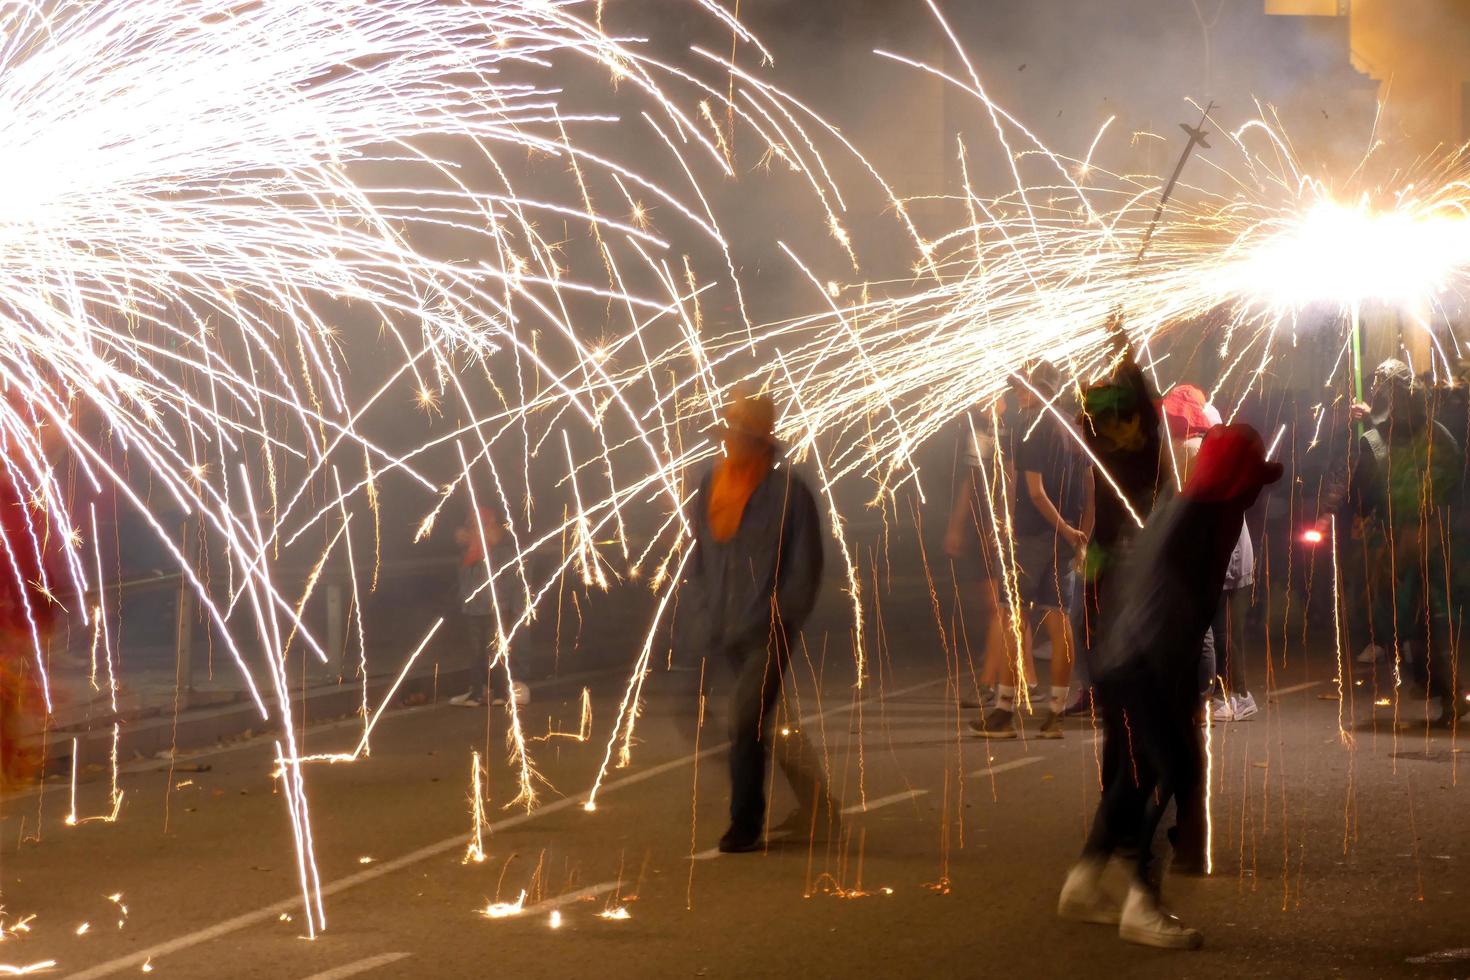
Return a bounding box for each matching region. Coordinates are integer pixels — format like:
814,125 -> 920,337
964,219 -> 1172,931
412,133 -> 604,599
439,327 -> 1470,953
661,324 -> 1470,954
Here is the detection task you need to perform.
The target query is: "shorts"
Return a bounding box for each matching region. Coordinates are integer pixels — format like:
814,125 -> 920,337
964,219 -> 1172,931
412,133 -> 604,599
953,524 -> 1004,584
1002,530 -> 1071,612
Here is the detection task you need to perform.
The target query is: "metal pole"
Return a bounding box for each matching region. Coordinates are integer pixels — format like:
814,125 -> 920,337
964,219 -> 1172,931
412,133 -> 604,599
173,517 -> 196,710
1135,101 -> 1215,264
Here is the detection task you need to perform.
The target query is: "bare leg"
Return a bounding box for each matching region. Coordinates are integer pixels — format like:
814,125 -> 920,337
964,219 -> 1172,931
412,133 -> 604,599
1043,607 -> 1075,689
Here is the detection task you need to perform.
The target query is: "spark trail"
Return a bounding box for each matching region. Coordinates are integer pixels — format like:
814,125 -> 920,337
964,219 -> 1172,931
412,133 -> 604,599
14,0 -> 1470,946
0,0 -> 875,937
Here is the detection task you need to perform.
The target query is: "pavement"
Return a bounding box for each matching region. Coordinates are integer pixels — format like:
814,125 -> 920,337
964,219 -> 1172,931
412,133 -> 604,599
0,632 -> 1466,980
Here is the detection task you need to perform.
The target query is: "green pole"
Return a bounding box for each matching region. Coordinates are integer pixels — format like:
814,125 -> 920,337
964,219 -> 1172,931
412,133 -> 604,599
1350,303 -> 1363,435
1350,304 -> 1364,402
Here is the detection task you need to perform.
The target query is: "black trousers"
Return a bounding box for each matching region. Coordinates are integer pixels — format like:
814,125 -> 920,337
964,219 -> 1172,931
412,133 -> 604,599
724,632 -> 827,838
464,614 -> 509,700
1083,674 -> 1203,891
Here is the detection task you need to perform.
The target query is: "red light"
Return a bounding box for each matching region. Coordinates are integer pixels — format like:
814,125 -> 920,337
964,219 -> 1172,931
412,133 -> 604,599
1301,528 -> 1324,545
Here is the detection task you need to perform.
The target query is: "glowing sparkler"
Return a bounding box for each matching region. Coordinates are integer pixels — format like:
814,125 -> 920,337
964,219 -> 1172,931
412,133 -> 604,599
19,0 -> 1470,946
465,750 -> 490,866
479,892 -> 528,920
0,0 -> 875,937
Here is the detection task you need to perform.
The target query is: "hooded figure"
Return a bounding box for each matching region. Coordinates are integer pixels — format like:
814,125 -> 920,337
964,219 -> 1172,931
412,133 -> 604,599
1319,359 -> 1466,724
1058,424 -> 1282,950
683,386 -> 832,853
1075,353 -> 1168,688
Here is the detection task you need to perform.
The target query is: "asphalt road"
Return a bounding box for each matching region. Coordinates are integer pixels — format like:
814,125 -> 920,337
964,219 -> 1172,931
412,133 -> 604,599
2,640 -> 1469,979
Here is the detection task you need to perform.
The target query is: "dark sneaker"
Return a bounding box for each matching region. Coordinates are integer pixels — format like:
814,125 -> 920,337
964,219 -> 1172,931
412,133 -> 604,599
718,828 -> 762,854
1036,709 -> 1064,739
967,707 -> 1017,739
1061,689 -> 1094,717
1433,692 -> 1470,728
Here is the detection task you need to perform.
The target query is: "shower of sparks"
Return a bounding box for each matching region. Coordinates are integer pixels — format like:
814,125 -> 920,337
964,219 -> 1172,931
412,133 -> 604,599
531,687 -> 593,743
0,0 -> 881,935
479,892 -> 528,920
10,0 -> 1470,943
465,751 -> 490,866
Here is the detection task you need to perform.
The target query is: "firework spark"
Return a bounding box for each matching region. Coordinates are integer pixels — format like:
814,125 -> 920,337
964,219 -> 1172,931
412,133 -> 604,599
0,0 -> 870,936
17,0 -> 1470,946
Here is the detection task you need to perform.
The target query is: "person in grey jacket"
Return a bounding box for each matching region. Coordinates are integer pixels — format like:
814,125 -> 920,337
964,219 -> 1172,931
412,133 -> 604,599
683,387 -> 832,853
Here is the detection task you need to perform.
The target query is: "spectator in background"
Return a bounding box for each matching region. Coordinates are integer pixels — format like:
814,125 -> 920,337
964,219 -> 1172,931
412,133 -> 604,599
1158,385 -> 1260,723
0,393 -> 68,788
971,364 -> 1092,739
944,401 -> 1028,709
1318,358 -> 1466,726
450,501 -> 529,708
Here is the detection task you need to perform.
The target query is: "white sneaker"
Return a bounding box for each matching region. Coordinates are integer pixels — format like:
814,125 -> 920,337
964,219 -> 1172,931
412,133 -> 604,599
448,689 -> 483,707
1057,859 -> 1119,925
511,681 -> 531,707
1118,884 -> 1203,949
1231,692 -> 1258,721
1356,643 -> 1385,665
1208,697 -> 1233,723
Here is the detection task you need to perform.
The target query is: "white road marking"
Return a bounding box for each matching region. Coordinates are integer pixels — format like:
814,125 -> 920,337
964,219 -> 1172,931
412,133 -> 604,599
966,755 -> 1045,780
298,952 -> 411,980
65,676 -> 942,980
841,787 -> 928,815
689,830 -> 790,861
522,880 -> 622,914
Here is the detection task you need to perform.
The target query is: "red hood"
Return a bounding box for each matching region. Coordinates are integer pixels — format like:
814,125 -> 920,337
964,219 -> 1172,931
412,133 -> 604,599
1158,384 -> 1212,441
1182,424 -> 1283,503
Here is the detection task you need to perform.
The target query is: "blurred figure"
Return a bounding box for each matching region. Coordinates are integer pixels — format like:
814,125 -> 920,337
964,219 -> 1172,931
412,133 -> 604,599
1338,359 -> 1401,668
943,402 -> 1018,708
1074,333 -> 1167,713
1058,424 -> 1282,949
449,502 -> 528,708
1319,358 -> 1466,725
0,397 -> 67,788
970,363 -> 1092,739
1159,386 -> 1259,722
684,386 -> 832,854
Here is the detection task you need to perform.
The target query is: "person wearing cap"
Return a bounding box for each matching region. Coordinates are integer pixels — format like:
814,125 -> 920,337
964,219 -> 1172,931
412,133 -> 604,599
1159,385 -> 1259,724
1318,358 -> 1467,726
683,386 -> 833,854
970,362 -> 1092,739
1057,423 -> 1283,949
